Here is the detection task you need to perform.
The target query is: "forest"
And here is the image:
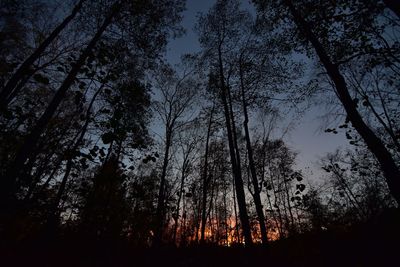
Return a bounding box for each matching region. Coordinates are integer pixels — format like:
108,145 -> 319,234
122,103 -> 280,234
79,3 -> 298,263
0,0 -> 399,266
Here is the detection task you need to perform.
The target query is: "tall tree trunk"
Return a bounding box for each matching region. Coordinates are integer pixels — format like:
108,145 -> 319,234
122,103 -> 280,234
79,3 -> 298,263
284,0 -> 400,204
0,0 -> 86,110
200,105 -> 214,243
46,85 -> 103,233
232,176 -> 241,243
205,166 -> 216,240
223,183 -> 229,245
173,157 -> 189,244
154,127 -> 173,246
281,167 -> 295,234
1,4 -> 119,209
239,61 -> 268,245
217,45 -> 253,246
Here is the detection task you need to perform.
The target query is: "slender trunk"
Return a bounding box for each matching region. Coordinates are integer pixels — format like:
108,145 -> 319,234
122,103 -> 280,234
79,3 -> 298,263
200,105 -> 214,243
239,61 -> 268,245
173,158 -> 188,244
46,85 -> 102,232
1,4 -> 118,210
284,0 -> 400,204
232,176 -> 241,243
205,167 -> 216,240
223,184 -> 229,245
154,127 -> 173,246
282,169 -> 295,234
20,108 -> 76,192
217,44 -> 253,246
0,0 -> 86,110
333,168 -> 367,219
180,197 -> 187,247
270,170 -> 284,237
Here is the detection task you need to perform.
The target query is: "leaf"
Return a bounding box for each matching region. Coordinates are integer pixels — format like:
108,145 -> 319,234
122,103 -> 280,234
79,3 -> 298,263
322,166 -> 331,173
101,132 -> 114,144
296,184 -> 306,192
33,74 -> 49,85
99,149 -> 106,157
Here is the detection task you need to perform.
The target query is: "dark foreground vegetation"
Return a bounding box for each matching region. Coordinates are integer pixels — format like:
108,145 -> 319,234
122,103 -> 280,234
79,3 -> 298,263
1,0 -> 400,266
2,209 -> 399,267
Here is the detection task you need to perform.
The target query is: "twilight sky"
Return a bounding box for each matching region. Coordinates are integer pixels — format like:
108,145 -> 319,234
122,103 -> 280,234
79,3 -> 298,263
165,0 -> 350,181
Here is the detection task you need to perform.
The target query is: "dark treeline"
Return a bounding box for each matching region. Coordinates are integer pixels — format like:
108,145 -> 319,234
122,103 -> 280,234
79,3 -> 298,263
0,0 -> 399,265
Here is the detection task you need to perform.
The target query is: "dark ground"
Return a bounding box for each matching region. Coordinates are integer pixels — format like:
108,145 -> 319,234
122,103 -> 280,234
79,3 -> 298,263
1,210 -> 399,267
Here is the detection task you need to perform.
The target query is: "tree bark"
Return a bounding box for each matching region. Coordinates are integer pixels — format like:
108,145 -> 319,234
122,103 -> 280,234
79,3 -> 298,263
200,105 -> 214,243
154,127 -> 173,246
173,149 -> 191,244
232,175 -> 241,243
217,44 -> 253,246
0,0 -> 86,110
284,0 -> 400,205
239,62 -> 268,245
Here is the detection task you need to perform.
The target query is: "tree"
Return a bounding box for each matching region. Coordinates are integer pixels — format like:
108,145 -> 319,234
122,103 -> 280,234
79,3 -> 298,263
0,0 -> 184,241
253,0 -> 400,204
79,157 -> 126,240
172,122 -> 201,244
196,0 -> 254,246
152,63 -> 198,246
200,104 -> 215,244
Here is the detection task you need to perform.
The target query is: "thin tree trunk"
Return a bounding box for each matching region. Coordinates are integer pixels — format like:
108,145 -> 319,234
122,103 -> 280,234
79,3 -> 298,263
270,169 -> 284,237
232,176 -> 241,243
239,61 -> 268,245
0,0 -> 86,110
223,183 -> 229,245
284,0 -> 400,204
282,168 -> 295,234
173,157 -> 189,244
46,85 -> 103,232
154,127 -> 173,246
217,44 -> 253,246
200,105 -> 214,243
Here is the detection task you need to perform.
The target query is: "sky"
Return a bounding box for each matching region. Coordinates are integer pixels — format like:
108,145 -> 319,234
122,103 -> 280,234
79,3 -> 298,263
165,0 -> 350,182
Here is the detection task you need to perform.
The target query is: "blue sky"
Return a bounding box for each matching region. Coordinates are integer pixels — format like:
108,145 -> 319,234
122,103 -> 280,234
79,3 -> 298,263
165,0 -> 350,181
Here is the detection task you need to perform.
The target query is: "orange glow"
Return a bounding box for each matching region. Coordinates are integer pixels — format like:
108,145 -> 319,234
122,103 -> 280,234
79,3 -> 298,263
267,228 -> 280,241
187,217 -> 280,246
173,217 -> 281,246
